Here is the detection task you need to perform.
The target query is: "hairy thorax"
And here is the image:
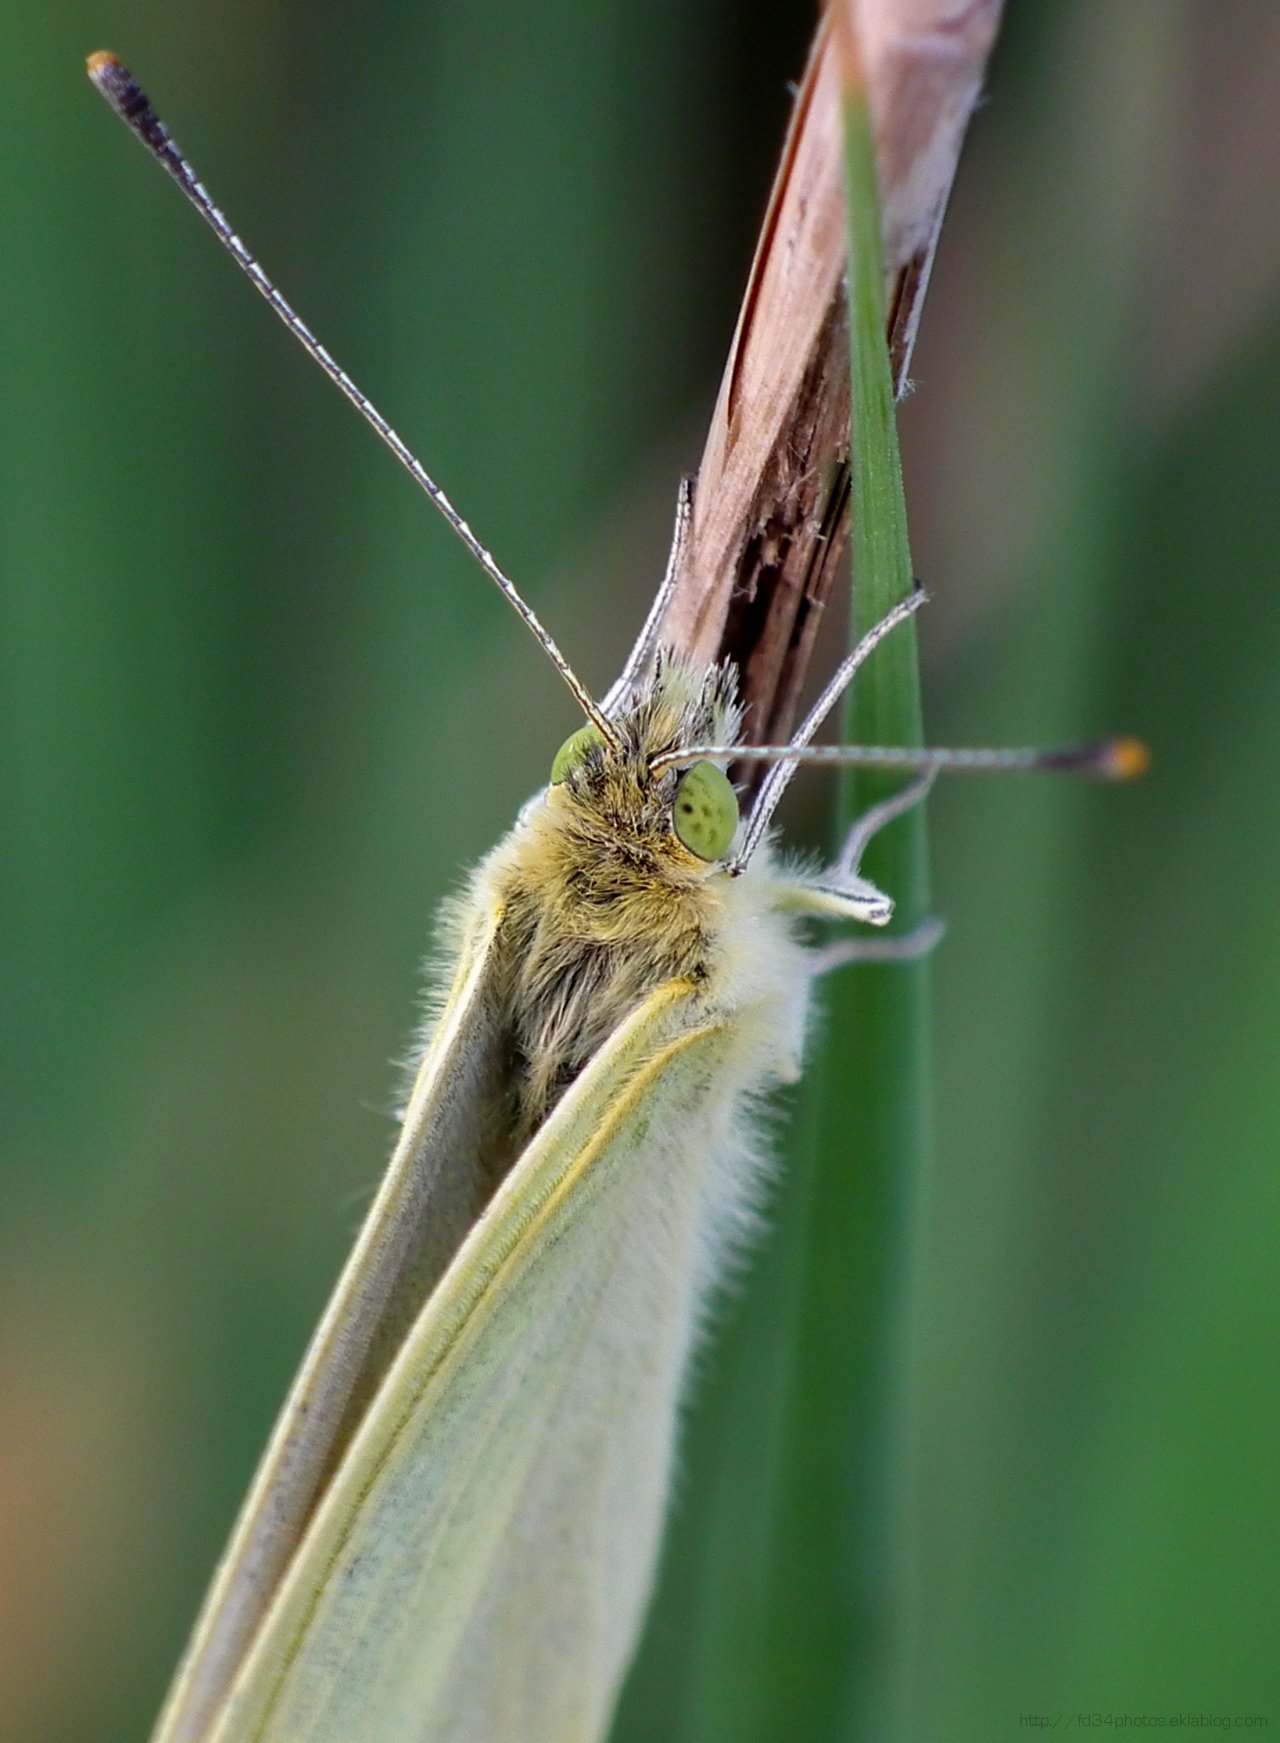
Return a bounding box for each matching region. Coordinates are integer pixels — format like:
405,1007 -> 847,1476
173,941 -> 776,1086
493,770 -> 727,1130
462,653 -> 749,1134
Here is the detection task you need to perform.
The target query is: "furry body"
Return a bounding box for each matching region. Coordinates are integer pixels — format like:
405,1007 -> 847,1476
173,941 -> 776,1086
482,655 -> 795,1126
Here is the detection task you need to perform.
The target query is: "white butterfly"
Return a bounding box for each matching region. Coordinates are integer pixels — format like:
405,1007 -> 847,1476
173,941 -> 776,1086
89,51 -> 1138,1743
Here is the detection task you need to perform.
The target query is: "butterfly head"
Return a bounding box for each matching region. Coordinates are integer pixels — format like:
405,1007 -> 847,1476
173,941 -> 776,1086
547,653 -> 743,872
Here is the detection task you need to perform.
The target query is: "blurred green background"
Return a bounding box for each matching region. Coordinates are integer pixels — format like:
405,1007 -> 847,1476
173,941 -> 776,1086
4,2 -> 1279,1739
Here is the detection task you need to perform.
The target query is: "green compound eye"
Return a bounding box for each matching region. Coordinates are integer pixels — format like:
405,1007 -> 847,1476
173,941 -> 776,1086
672,760 -> 738,861
550,723 -> 605,785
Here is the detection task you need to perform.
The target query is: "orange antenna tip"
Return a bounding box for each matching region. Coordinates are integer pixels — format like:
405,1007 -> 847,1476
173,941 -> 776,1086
1106,737 -> 1151,781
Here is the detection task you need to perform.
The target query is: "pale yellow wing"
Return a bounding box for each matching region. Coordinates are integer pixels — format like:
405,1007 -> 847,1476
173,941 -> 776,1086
154,899 -> 515,1743
206,978 -> 731,1743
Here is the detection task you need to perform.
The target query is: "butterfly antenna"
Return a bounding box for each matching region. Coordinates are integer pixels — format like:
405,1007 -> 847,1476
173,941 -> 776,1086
728,589 -> 927,863
86,51 -> 618,745
651,581 -> 1146,868
680,738 -> 1150,779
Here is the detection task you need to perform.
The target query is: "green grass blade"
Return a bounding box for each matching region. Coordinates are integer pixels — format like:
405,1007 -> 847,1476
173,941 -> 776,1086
751,74 -> 933,1741
614,66 -> 932,1743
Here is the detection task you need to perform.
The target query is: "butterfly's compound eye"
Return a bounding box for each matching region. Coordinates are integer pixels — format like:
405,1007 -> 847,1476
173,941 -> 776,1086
550,723 -> 605,785
672,761 -> 738,861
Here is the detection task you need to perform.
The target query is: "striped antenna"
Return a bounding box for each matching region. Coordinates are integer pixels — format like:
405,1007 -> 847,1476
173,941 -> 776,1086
728,589 -> 927,865
86,51 -> 618,745
648,585 -> 1147,869
664,738 -> 1150,779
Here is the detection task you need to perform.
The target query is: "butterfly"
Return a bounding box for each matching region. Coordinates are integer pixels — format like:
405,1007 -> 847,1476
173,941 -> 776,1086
89,49 -> 1141,1743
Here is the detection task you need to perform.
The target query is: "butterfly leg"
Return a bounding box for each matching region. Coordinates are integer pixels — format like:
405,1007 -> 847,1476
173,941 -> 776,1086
809,914 -> 945,978
836,768 -> 937,879
772,768 -> 938,925
601,477 -> 694,715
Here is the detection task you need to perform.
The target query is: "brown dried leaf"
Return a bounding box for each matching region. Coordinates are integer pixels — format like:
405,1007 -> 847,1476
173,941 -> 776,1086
663,0 -> 1004,762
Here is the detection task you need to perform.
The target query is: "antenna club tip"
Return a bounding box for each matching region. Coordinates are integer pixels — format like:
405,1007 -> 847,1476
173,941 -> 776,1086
86,49 -> 123,80
1106,736 -> 1150,781
87,51 -> 140,112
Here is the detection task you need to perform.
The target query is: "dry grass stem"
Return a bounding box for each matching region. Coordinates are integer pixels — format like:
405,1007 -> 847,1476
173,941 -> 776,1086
663,0 -> 1004,760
